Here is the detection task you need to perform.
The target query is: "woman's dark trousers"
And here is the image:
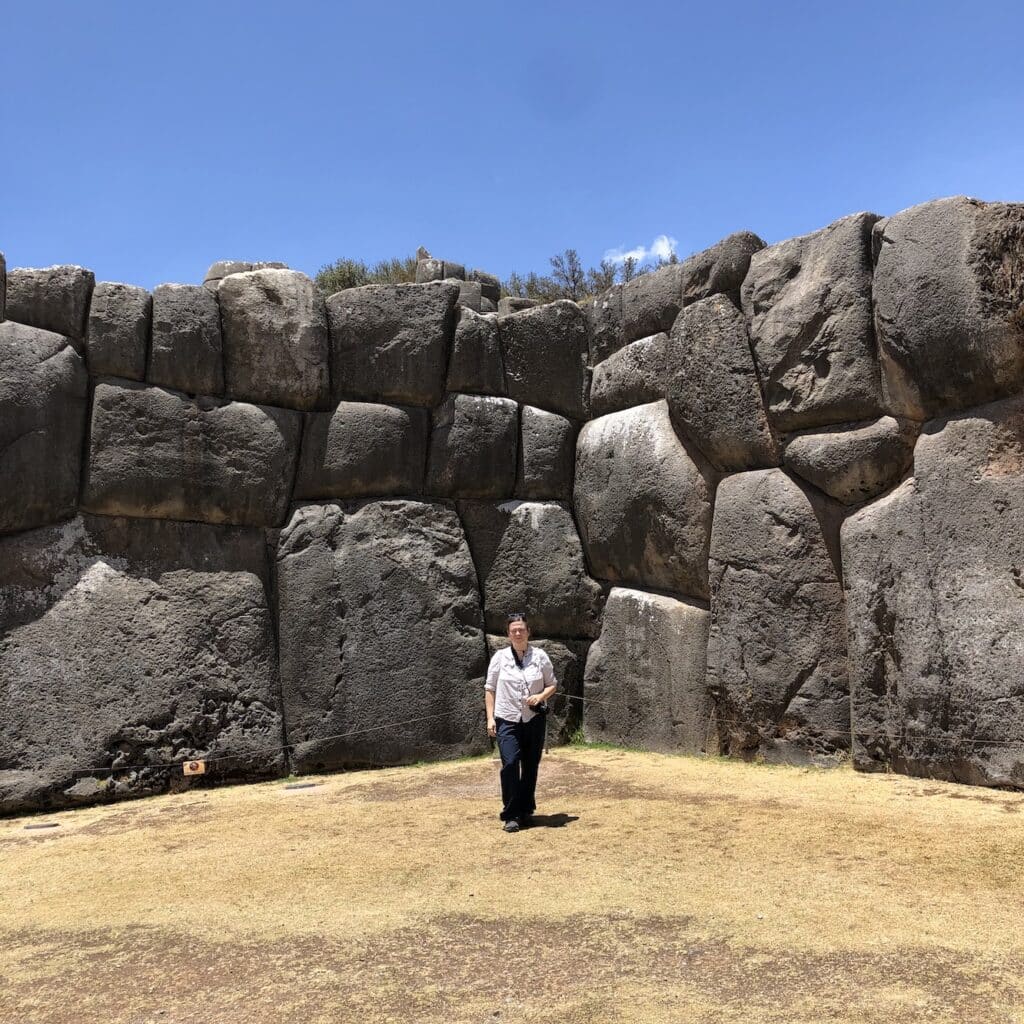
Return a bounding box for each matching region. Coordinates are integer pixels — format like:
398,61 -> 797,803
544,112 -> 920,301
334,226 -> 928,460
495,716 -> 546,822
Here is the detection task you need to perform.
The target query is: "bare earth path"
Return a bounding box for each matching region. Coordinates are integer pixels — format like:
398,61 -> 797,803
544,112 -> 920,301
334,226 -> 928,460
2,747 -> 1023,1024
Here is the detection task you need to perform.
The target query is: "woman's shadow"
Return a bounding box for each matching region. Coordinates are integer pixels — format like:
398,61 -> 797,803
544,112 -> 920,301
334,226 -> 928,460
524,813 -> 578,828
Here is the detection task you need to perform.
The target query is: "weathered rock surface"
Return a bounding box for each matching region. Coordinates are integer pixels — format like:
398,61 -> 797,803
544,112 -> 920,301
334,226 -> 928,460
516,406 -> 575,500
455,280 -> 482,312
575,401 -> 715,599
486,635 -> 589,745
583,285 -> 624,367
275,500 -> 487,771
497,296 -> 537,316
500,301 -> 589,419
327,282 -> 458,407
0,515 -> 284,815
680,230 -> 766,307
621,264 -> 684,351
842,396 -> 1024,788
783,416 -> 917,504
148,283 -> 224,395
85,282 -> 151,381
81,382 -> 300,527
741,212 -> 883,431
219,269 -> 329,411
203,260 -> 288,289
458,500 -> 604,638
872,197 -> 1024,419
5,265 -> 95,344
469,269 -> 501,304
445,308 -> 505,395
584,587 -> 711,753
0,321 -> 88,534
295,401 -> 428,500
426,394 -> 518,499
589,332 -> 668,417
668,295 -> 779,471
707,469 -> 849,763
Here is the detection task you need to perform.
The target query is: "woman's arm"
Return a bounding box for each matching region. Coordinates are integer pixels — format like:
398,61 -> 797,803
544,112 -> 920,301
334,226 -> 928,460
485,689 -> 496,737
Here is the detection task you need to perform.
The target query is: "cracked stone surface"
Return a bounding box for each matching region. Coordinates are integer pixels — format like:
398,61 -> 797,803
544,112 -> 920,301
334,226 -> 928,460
0,515 -> 284,815
275,500 -> 487,773
707,468 -> 849,764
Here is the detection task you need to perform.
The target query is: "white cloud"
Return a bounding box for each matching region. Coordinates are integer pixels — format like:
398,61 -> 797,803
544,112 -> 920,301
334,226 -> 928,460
604,233 -> 678,266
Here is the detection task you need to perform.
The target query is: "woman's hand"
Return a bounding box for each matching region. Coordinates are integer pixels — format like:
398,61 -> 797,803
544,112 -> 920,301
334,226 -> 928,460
525,695 -> 544,708
487,717 -> 497,738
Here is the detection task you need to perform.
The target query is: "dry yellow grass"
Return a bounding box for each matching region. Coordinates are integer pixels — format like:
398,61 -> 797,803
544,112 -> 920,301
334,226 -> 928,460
2,747 -> 1023,1024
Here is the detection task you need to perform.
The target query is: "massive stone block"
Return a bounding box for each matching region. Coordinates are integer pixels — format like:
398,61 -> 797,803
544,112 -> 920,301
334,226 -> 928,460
575,401 -> 715,599
81,382 -> 301,528
426,394 -> 518,499
202,259 -> 288,289
295,401 -> 428,500
783,416 -> 917,505
583,284 -> 624,367
679,230 -> 766,307
458,500 -> 604,638
621,264 -> 684,351
842,396 -> 1024,788
584,587 -> 711,753
516,406 -> 575,501
326,282 -> 458,407
486,635 -> 589,745
275,500 -> 487,772
741,212 -> 883,431
446,308 -> 505,395
707,469 -> 849,763
218,269 -> 329,411
0,321 -> 88,535
148,283 -> 224,396
499,300 -> 589,420
0,515 -> 284,815
589,332 -> 668,418
872,197 -> 1024,419
667,295 -> 779,472
85,282 -> 151,381
5,265 -> 95,344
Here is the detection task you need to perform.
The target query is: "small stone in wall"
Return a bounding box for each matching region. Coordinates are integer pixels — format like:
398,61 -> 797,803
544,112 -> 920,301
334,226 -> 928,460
86,282 -> 151,381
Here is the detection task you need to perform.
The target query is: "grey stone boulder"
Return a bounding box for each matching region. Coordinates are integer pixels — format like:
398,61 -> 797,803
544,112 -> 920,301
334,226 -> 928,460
446,308 -> 505,395
455,280 -> 482,312
486,635 -> 589,745
584,587 -> 712,753
516,406 -> 575,501
148,283 -> 224,395
0,515 -> 284,815
621,264 -> 684,350
707,469 -> 849,764
667,295 -> 779,471
589,332 -> 668,418
680,230 -> 766,307
327,282 -> 458,407
783,416 -> 917,504
275,500 -> 488,772
458,500 -> 604,638
872,196 -> 1024,419
426,394 -> 518,499
469,269 -> 501,304
500,300 -> 589,419
843,396 -> 1024,789
583,285 -> 623,366
497,296 -> 538,316
81,382 -> 301,528
219,269 -> 329,411
575,401 -> 715,599
5,265 -> 95,344
203,259 -> 288,289
480,297 -> 498,314
415,257 -> 444,283
741,212 -> 883,431
85,282 -> 151,381
295,401 -> 428,500
0,321 -> 88,534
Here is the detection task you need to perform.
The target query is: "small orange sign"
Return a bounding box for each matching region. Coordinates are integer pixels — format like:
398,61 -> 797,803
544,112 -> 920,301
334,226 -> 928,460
183,760 -> 207,776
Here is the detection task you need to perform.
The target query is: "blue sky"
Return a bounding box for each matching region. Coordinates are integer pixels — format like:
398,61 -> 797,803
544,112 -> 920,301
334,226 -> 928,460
2,1 -> 1022,290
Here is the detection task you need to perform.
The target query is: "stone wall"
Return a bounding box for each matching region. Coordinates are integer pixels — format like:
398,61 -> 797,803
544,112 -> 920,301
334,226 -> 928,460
2,194 -> 1023,814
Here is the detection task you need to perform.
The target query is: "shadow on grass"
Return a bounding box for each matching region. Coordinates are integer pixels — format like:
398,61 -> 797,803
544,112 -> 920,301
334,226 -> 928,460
524,813 -> 578,828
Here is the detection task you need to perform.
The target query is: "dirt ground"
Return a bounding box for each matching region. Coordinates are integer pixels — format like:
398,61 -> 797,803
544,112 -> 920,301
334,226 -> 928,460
2,746 -> 1023,1024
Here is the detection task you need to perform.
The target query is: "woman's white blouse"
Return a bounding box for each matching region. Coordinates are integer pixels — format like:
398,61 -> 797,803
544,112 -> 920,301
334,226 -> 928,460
485,646 -> 557,723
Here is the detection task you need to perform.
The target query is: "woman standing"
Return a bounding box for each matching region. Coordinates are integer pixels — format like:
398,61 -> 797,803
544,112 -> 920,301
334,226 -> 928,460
484,612 -> 558,833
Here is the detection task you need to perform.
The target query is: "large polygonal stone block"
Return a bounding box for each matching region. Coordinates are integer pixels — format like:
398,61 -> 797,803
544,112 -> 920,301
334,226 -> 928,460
575,401 -> 715,599
295,401 -> 428,500
426,394 -> 518,499
86,282 -> 151,381
275,500 -> 487,772
218,269 -> 329,411
741,212 -> 883,431
148,283 -> 224,395
326,282 -> 458,407
679,230 -> 765,307
446,308 -> 505,396
589,332 -> 668,418
516,406 -> 575,501
5,265 -> 95,344
872,196 -> 1024,419
584,587 -> 712,753
81,382 -> 301,528
0,321 -> 88,534
0,515 -> 284,815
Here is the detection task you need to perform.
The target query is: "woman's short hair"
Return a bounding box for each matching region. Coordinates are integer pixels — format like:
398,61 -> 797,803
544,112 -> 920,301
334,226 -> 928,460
506,612 -> 529,628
